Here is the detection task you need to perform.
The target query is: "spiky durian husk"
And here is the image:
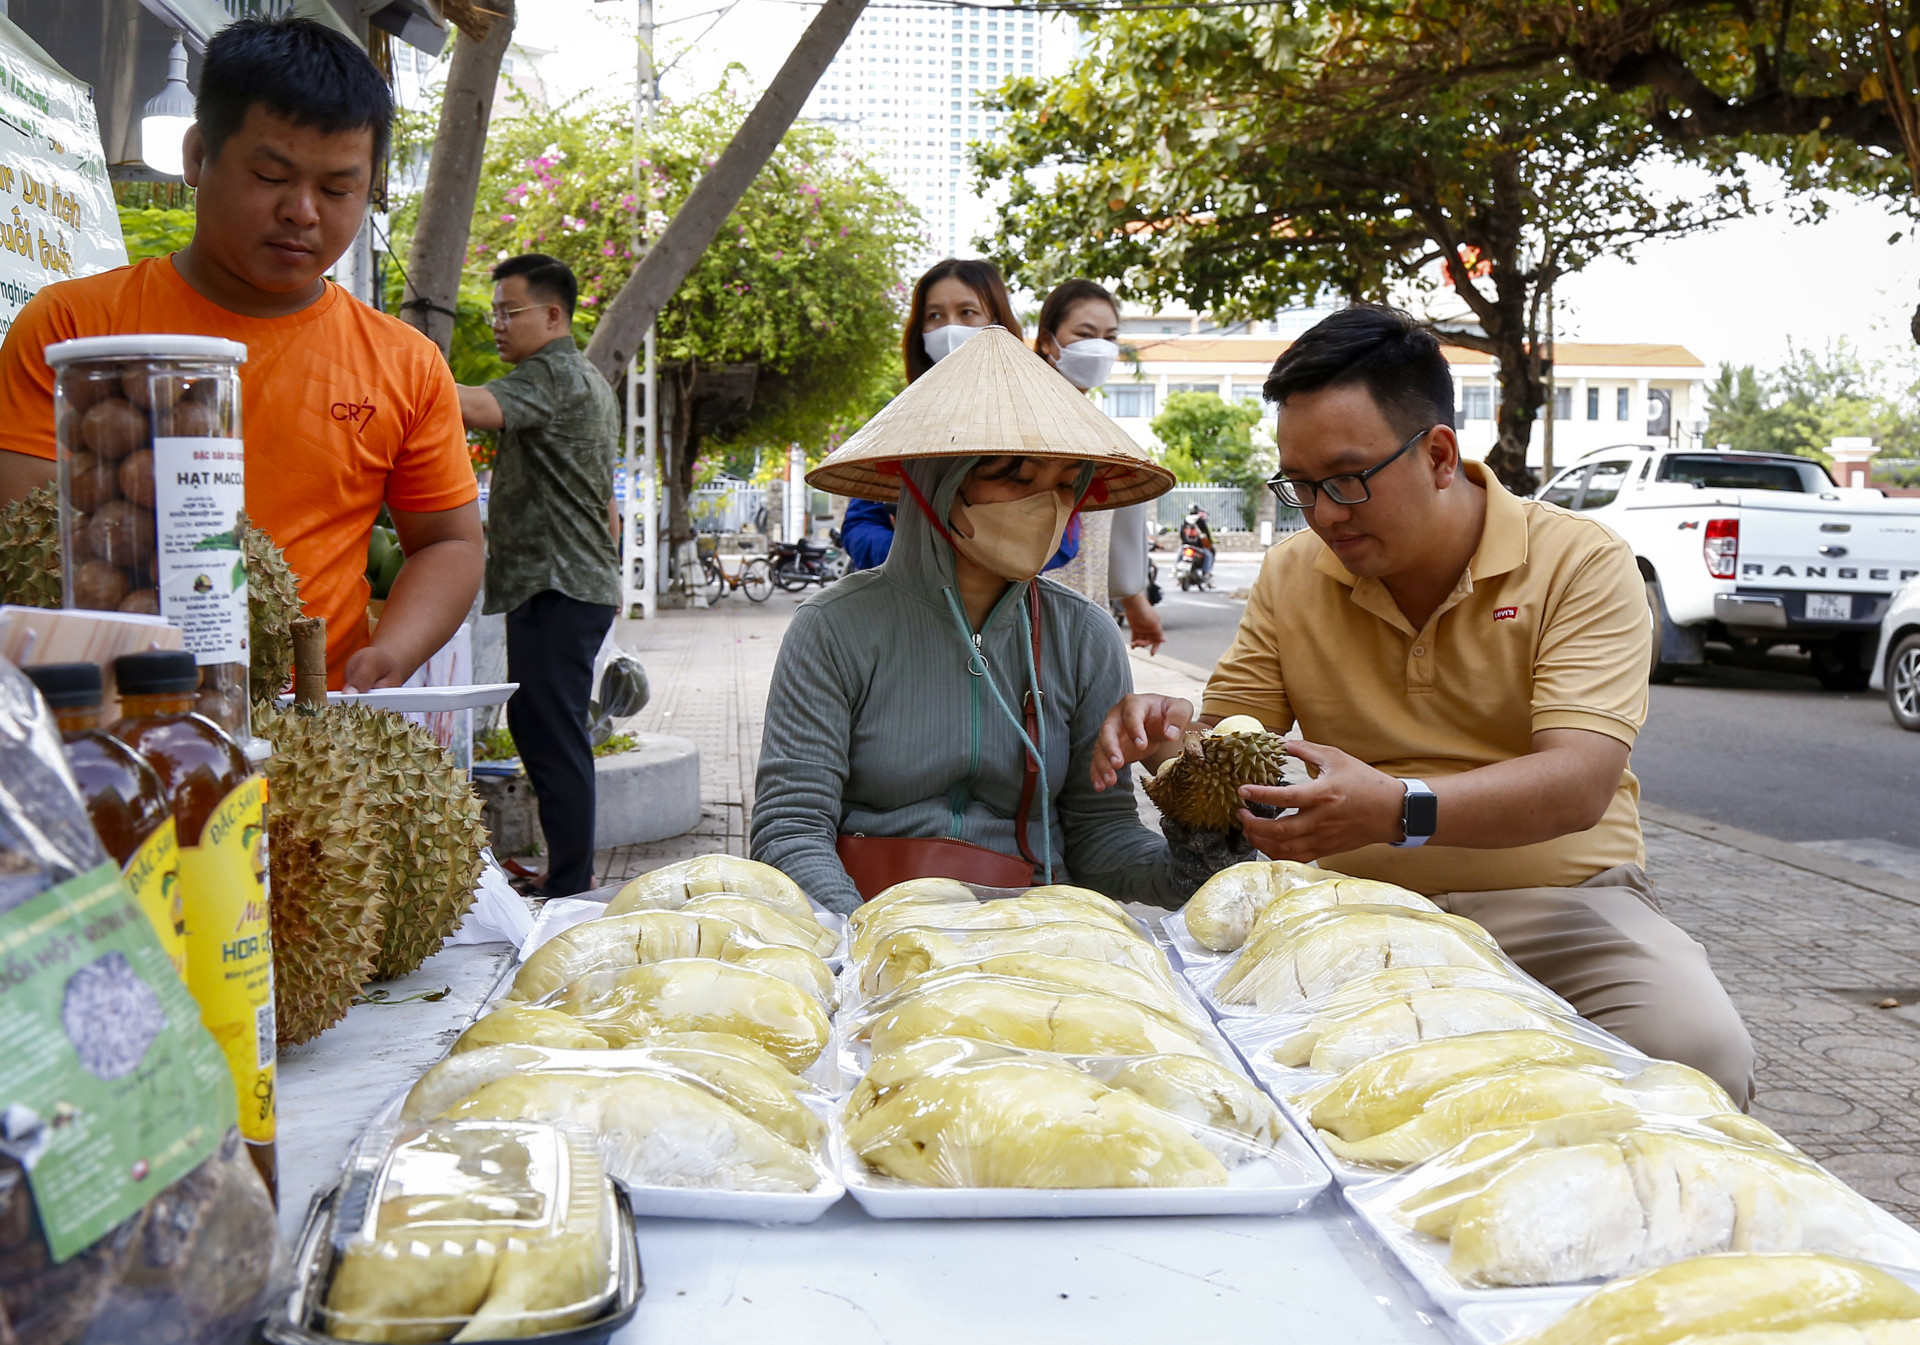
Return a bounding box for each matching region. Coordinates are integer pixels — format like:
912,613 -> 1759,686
0,487 -> 303,704
0,483 -> 60,607
256,701 -> 396,1045
368,713 -> 488,981
239,513 -> 301,703
1141,729 -> 1290,833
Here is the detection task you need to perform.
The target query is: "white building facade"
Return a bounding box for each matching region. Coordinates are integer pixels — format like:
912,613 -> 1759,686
1101,323 -> 1709,473
799,4 -> 1069,264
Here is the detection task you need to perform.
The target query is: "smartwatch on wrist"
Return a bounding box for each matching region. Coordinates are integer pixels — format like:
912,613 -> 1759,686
1394,778 -> 1437,848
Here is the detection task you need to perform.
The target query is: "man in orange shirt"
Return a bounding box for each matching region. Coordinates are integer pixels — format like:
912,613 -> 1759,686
0,18 -> 481,692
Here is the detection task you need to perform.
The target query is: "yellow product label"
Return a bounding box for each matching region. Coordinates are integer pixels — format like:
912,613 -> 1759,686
178,774 -> 275,1146
123,816 -> 184,981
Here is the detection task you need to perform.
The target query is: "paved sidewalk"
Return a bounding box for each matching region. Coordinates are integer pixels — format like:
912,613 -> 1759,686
595,602 -> 1920,1224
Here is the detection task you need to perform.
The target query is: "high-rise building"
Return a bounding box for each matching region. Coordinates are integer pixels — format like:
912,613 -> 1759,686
800,4 -> 1067,266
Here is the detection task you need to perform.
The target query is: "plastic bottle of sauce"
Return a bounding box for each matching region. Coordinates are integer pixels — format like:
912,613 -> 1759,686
108,649 -> 276,1199
23,661 -> 186,982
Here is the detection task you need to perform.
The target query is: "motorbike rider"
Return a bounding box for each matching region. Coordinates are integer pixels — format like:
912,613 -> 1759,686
1180,503 -> 1216,581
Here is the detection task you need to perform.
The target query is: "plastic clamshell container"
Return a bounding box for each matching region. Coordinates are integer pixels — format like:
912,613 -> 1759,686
267,1120 -> 640,1344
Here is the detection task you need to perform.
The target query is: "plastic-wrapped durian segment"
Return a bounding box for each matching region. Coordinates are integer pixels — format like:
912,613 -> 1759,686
320,1120 -> 616,1343
841,1037 -> 1290,1189
1505,1252 -> 1920,1345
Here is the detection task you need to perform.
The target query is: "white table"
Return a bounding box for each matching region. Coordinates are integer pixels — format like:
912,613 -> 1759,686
276,940 -> 1447,1344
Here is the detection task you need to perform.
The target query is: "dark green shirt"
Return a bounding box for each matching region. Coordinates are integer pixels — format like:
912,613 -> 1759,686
482,336 -> 621,614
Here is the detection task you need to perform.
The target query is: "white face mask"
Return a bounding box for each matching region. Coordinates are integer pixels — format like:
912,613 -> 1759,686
948,489 -> 1075,582
923,322 -> 985,365
1052,337 -> 1119,391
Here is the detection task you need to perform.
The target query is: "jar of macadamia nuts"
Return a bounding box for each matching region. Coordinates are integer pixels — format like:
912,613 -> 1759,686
46,336 -> 252,738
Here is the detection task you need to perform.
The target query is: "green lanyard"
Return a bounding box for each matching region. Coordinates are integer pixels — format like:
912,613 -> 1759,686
941,584 -> 1053,885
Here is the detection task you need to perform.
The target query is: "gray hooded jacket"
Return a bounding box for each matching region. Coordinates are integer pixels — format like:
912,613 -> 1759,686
750,458 -> 1180,914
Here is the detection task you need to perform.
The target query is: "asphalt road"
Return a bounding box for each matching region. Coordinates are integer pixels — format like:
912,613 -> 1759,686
1155,555 -> 1920,851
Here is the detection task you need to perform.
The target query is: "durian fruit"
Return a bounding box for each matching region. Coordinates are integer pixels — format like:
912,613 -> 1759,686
0,487 -> 304,703
238,513 -> 303,703
605,854 -> 813,923
0,483 -> 59,606
253,700 -> 393,1045
256,701 -> 487,1041
368,711 -> 488,980
1141,715 -> 1289,832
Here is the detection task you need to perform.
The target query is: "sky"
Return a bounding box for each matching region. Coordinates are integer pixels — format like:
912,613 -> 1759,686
522,0 -> 1920,384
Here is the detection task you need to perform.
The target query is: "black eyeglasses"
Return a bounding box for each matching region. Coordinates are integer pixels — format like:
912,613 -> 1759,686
1266,426 -> 1434,509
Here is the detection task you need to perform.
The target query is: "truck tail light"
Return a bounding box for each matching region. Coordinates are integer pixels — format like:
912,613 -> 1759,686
1704,518 -> 1738,578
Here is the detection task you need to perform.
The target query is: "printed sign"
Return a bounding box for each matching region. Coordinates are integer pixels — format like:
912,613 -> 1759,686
0,24 -> 128,336
152,437 -> 247,664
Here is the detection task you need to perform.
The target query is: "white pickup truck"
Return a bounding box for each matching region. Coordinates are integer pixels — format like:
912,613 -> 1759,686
1535,445 -> 1920,689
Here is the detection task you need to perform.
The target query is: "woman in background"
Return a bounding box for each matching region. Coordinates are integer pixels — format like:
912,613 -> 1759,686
1034,279 -> 1163,652
841,260 -> 1082,572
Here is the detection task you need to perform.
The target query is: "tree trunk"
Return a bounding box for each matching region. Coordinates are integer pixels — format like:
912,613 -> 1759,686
583,0 -> 868,382
399,5 -> 516,355
1488,345 -> 1542,494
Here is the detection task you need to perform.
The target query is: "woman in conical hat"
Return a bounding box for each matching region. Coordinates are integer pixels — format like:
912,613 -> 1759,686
749,326 -> 1206,912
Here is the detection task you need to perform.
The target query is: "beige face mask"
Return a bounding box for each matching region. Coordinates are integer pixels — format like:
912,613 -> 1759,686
948,489 -> 1076,582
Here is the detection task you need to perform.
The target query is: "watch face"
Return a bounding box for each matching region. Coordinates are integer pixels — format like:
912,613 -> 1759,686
1405,790 -> 1439,838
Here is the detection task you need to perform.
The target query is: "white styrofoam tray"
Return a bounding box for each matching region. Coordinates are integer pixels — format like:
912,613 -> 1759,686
1345,1139 -> 1920,1326
619,1172 -> 846,1224
828,1123 -> 1329,1220
275,682 -> 518,711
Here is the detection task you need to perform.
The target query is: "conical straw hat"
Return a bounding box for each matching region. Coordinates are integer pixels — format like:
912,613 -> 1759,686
807,326 -> 1175,510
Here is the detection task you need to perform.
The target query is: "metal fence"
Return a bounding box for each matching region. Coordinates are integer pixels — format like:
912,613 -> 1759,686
689,483 -> 769,535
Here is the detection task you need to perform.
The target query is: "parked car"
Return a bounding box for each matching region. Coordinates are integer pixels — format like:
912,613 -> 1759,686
1869,577 -> 1920,731
1536,444 -> 1920,689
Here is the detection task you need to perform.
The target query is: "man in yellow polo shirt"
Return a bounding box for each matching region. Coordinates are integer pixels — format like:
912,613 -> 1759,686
1093,304 -> 1754,1103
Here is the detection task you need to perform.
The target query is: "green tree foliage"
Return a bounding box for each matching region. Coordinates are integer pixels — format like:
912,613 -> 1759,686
978,11 -> 1750,491
1706,342 -> 1920,459
409,79 -> 918,545
1149,391 -> 1270,517
117,205 -> 195,263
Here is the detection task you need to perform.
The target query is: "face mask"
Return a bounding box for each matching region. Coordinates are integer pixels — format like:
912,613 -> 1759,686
1052,337 -> 1119,391
923,322 -> 984,364
948,488 -> 1075,582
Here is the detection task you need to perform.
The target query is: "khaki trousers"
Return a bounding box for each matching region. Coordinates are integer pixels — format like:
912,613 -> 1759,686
1431,864 -> 1757,1107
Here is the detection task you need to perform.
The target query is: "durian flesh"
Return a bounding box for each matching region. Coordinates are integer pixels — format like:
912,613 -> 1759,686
1505,1253 -> 1920,1345
1141,720 -> 1289,832
1214,906 -> 1513,1012
606,855 -> 813,923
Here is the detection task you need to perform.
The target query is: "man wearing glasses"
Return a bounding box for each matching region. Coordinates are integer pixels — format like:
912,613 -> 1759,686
1093,304 -> 1754,1103
459,254 -> 621,897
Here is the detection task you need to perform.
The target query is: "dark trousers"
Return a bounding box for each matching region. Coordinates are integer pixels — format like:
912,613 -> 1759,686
506,590 -> 616,896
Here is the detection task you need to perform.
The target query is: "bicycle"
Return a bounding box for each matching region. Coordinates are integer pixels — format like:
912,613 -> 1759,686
697,550 -> 774,603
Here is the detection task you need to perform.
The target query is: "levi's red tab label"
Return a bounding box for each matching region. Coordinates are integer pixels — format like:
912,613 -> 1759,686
1494,607 -> 1519,621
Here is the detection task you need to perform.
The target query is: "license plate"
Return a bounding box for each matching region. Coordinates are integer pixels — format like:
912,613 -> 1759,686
1804,592 -> 1852,621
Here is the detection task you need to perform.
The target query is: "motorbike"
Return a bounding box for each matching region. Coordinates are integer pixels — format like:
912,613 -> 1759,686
1174,543 -> 1213,592
770,529 -> 849,591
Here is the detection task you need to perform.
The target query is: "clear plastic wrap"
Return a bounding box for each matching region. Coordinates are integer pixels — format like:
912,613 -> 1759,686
839,1036 -> 1288,1189
849,887 -> 1138,964
314,1121 -> 617,1342
400,1040 -> 827,1154
1318,1059 -> 1768,1169
1201,905 -> 1520,1013
843,875 -> 978,947
0,656 -> 281,1345
1181,863 -> 1434,954
1269,979 -> 1582,1073
502,906 -> 835,1008
854,971 -> 1225,1062
854,917 -> 1172,1000
602,854 -> 813,923
845,953 -> 1207,1039
1501,1253 -> 1920,1345
1351,1117 -> 1920,1298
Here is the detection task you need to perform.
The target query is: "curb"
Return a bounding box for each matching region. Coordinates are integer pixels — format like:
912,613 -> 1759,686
1641,802 -> 1920,909
1127,648 -> 1216,685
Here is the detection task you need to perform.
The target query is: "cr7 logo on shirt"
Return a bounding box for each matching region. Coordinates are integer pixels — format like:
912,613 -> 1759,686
330,396 -> 376,433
